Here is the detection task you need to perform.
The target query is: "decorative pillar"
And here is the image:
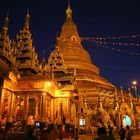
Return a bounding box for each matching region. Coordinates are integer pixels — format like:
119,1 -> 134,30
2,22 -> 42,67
69,99 -> 71,120
40,92 -> 46,121
40,93 -> 43,118
0,88 -> 5,121
47,96 -> 51,119
50,98 -> 54,122
44,94 -> 48,119
35,97 -> 40,120
118,112 -> 121,128
8,92 -> 14,122
66,98 -> 70,123
24,94 -> 29,119
11,93 -> 16,119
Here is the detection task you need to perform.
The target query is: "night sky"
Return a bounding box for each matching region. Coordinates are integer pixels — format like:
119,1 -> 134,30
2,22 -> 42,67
0,0 -> 140,91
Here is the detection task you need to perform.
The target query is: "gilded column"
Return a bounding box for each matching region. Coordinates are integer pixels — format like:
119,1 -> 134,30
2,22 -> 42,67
50,98 -> 54,121
66,98 -> 70,123
23,95 -> 27,119
8,92 -> 14,122
0,88 -> 5,121
46,94 -> 48,119
40,93 -> 43,118
42,93 -> 46,121
12,93 -> 16,118
35,97 -> 40,120
24,94 -> 29,119
43,93 -> 47,120
40,93 -> 46,121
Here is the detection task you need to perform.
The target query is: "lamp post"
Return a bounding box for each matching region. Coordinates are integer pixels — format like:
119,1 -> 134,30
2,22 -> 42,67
132,81 -> 138,99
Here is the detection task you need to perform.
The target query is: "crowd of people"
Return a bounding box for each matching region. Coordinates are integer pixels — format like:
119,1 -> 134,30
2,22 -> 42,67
0,120 -> 77,140
94,124 -> 132,140
0,120 -> 133,140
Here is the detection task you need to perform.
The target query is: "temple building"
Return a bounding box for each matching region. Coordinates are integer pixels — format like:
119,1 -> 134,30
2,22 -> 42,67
0,3 -> 140,129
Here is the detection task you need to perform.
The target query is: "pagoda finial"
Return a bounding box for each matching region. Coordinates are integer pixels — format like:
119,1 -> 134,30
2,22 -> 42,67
41,50 -> 46,69
114,87 -> 119,110
2,12 -> 9,35
24,10 -> 30,29
120,86 -> 124,102
66,0 -> 72,18
128,87 -> 133,109
42,50 -> 46,61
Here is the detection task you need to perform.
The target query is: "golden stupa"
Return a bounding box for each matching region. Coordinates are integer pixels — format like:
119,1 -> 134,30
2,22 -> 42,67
56,3 -> 113,85
51,3 -> 115,110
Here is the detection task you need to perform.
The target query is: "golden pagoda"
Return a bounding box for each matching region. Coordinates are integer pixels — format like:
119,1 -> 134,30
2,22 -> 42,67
16,11 -> 39,76
0,2 -> 140,130
0,13 -> 15,75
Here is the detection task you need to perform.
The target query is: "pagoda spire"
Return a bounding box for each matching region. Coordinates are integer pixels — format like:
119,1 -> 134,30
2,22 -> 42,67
66,0 -> 72,18
2,12 -> 9,36
48,44 -> 67,75
24,10 -> 30,29
41,50 -> 46,70
15,12 -> 39,76
120,86 -> 124,102
114,87 -> 119,110
128,88 -> 133,109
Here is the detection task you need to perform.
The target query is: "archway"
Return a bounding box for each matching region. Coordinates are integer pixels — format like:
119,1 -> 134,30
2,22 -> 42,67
122,115 -> 131,127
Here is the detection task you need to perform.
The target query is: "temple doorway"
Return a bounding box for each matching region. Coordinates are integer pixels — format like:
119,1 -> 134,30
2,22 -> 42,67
122,115 -> 131,127
28,98 -> 36,116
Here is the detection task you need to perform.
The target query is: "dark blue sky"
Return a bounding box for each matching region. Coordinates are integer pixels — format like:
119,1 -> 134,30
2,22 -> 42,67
0,0 -> 140,91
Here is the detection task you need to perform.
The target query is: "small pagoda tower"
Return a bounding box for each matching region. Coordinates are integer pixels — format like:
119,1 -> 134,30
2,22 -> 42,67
48,45 -> 73,85
40,55 -> 46,73
15,11 -> 39,76
0,14 -> 15,75
48,46 -> 66,73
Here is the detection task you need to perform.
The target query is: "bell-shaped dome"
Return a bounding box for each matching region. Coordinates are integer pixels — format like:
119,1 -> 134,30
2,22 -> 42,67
57,2 -> 99,74
50,2 -> 114,90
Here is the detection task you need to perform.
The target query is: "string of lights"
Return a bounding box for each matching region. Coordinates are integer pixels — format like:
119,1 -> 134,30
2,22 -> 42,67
88,40 -> 140,48
93,43 -> 140,56
81,36 -> 140,56
103,34 -> 140,40
81,34 -> 140,40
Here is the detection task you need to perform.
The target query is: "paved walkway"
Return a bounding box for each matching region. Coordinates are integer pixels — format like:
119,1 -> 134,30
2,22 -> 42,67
129,135 -> 140,140
55,135 -> 140,140
2,133 -> 140,140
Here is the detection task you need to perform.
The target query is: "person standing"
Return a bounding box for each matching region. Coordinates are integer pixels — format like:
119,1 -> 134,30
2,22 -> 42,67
74,128 -> 78,140
125,125 -> 132,140
108,126 -> 116,140
59,126 -> 62,140
119,125 -> 126,140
